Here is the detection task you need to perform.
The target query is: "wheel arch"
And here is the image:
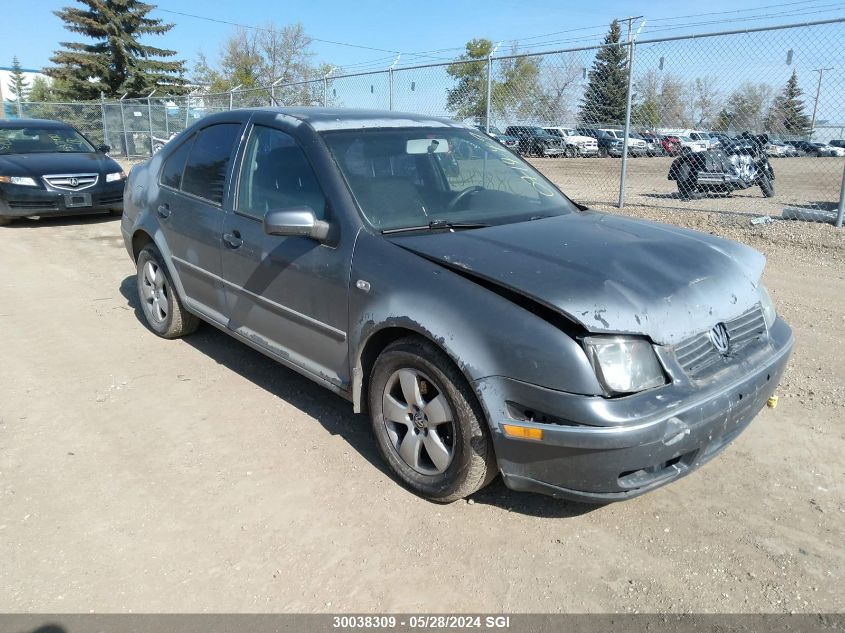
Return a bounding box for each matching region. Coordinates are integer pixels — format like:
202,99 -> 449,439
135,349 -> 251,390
129,226 -> 190,303
352,324 -> 476,416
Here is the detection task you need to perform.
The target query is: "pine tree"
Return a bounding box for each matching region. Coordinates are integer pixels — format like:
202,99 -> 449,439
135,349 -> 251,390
9,57 -> 29,101
765,70 -> 811,136
579,20 -> 628,125
45,0 -> 186,100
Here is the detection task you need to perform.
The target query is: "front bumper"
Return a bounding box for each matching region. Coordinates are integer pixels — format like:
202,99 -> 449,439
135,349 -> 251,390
474,318 -> 793,503
574,145 -> 599,155
540,146 -> 565,156
0,180 -> 125,218
694,171 -> 752,187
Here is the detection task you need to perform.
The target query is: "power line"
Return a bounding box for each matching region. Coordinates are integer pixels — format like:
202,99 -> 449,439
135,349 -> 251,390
155,8 -> 401,54
159,2 -> 845,77
647,0 -> 833,22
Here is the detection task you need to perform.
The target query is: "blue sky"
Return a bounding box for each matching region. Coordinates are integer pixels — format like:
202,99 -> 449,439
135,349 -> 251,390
3,0 -> 844,74
2,0 -> 844,123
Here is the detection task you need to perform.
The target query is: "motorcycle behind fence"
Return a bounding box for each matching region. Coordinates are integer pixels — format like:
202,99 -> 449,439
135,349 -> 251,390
668,133 -> 775,200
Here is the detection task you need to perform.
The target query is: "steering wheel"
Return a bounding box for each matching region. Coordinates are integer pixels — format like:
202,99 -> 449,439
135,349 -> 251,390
447,185 -> 483,211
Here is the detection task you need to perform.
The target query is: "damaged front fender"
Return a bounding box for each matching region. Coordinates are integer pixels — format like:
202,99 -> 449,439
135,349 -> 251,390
348,231 -> 605,412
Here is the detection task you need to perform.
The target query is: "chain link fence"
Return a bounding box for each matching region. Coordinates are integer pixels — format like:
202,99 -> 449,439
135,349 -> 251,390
3,18 -> 845,230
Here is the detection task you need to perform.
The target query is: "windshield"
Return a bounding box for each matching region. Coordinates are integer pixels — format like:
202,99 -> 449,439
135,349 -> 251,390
545,128 -> 564,137
487,126 -> 503,135
0,126 -> 95,154
679,135 -> 693,142
322,127 -> 577,232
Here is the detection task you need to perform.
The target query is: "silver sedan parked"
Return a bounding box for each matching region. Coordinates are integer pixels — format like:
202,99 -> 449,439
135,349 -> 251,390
121,108 -> 793,503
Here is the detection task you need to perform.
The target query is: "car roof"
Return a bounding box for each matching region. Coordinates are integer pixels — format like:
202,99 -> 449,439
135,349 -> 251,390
0,118 -> 75,129
198,107 -> 466,132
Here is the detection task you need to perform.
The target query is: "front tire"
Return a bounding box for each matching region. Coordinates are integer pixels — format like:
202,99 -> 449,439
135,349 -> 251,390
759,174 -> 775,197
0,216 -> 12,226
565,145 -> 577,158
368,337 -> 495,502
136,245 -> 199,339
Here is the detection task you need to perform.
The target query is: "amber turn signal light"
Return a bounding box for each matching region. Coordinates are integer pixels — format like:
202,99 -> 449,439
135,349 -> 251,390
502,424 -> 544,441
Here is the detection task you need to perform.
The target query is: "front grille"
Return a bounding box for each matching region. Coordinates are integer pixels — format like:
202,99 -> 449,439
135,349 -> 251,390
43,173 -> 98,191
674,304 -> 767,378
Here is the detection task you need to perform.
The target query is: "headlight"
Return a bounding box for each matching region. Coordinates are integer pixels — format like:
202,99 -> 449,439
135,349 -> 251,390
106,171 -> 126,182
0,175 -> 38,186
758,284 -> 776,328
583,336 -> 666,395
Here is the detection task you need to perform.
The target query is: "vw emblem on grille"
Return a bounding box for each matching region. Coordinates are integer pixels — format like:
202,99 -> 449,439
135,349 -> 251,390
69,177 -> 79,187
709,322 -> 730,355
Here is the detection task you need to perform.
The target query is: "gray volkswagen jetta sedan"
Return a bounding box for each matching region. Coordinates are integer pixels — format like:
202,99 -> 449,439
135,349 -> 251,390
121,108 -> 793,503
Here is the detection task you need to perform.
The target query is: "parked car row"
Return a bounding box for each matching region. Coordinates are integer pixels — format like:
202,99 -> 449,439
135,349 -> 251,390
481,123 -> 845,160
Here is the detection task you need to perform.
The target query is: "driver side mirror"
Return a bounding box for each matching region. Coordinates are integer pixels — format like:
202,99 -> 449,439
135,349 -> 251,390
263,206 -> 330,242
97,143 -> 111,153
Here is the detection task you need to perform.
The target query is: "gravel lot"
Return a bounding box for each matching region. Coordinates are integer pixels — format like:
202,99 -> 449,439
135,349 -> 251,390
0,156 -> 843,613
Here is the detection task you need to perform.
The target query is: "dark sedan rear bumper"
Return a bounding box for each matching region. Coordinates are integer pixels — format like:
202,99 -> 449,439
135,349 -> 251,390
474,318 -> 793,503
0,181 -> 124,219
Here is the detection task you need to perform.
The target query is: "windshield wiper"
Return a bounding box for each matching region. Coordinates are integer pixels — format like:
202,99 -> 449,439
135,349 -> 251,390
381,219 -> 489,235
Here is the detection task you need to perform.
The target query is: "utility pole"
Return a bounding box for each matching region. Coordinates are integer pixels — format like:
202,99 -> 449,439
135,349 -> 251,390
810,67 -> 833,138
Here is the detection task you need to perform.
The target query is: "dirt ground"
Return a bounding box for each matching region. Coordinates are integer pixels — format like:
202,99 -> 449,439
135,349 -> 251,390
0,158 -> 843,613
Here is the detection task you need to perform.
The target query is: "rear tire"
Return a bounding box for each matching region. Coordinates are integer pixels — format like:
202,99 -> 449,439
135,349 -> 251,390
136,245 -> 199,339
677,163 -> 697,200
368,337 -> 496,503
598,147 -> 608,158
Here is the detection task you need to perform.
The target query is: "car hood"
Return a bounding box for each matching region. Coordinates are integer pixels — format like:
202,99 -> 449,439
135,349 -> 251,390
0,152 -> 121,177
389,212 -> 765,345
566,134 -> 596,144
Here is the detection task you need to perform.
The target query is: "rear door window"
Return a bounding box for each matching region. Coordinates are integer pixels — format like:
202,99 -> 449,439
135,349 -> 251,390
181,123 -> 242,206
159,135 -> 194,190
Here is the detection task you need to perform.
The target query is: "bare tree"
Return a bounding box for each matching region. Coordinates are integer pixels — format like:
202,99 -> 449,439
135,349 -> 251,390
533,53 -> 582,124
689,75 -> 721,128
193,21 -> 330,102
714,82 -> 773,132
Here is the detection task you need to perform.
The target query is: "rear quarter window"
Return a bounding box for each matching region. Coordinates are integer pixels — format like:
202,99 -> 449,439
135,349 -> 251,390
181,123 -> 242,205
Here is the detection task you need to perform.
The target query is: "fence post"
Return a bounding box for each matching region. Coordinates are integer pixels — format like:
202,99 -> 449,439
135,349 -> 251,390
323,77 -> 328,107
618,20 -> 642,209
100,92 -> 107,148
485,43 -> 501,133
146,90 -> 156,156
485,56 -> 493,133
388,68 -> 394,111
836,161 -> 845,228
228,85 -> 236,111
119,93 -> 128,157
16,98 -> 23,118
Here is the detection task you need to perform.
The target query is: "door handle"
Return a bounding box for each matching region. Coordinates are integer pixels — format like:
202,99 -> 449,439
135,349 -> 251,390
156,203 -> 171,218
223,231 -> 243,249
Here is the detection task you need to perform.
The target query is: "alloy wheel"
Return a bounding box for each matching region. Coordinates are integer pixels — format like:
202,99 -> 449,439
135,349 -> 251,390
381,368 -> 456,475
140,260 -> 168,323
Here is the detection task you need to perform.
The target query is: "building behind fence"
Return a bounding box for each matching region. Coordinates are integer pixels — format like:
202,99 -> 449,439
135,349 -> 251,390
3,18 -> 845,226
